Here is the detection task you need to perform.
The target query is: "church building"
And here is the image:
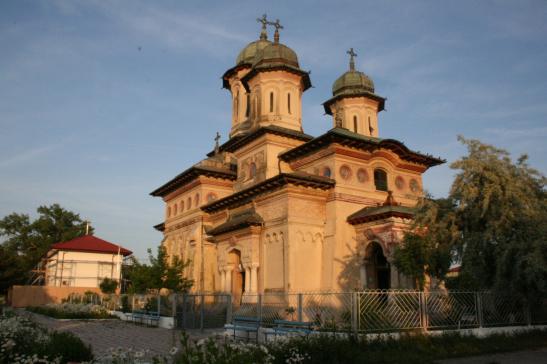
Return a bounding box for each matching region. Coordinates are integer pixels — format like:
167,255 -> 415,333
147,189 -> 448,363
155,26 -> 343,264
150,17 -> 443,300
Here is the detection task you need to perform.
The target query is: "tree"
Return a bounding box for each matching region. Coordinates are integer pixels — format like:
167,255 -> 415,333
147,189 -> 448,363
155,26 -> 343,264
393,196 -> 457,289
123,245 -> 193,294
0,204 -> 91,293
450,137 -> 547,302
99,277 -> 118,294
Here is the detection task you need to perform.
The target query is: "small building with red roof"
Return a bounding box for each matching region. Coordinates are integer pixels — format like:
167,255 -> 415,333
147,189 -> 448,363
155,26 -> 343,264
44,235 -> 132,288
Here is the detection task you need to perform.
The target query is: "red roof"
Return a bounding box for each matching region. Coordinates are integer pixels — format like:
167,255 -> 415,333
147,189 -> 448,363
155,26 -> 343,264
50,235 -> 132,256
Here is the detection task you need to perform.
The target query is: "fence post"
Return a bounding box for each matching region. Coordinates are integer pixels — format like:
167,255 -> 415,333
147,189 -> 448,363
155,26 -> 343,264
351,292 -> 358,334
258,294 -> 263,322
297,293 -> 303,322
172,294 -> 176,318
525,301 -> 532,326
131,295 -> 135,312
200,293 -> 205,331
419,291 -> 428,331
226,294 -> 233,324
476,292 -> 483,328
157,294 -> 161,316
182,294 -> 187,329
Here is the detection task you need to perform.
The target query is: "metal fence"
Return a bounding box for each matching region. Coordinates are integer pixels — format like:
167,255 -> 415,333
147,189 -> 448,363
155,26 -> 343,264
99,290 -> 546,333
233,290 -> 547,333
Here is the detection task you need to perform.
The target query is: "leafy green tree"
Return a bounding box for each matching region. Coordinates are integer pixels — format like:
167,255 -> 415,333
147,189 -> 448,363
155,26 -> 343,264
99,277 -> 118,294
124,245 -> 193,293
450,137 -> 547,302
393,196 -> 456,289
0,204 -> 91,293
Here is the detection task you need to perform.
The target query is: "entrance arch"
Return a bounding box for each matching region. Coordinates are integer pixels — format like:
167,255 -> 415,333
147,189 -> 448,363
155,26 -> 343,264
227,249 -> 245,304
363,242 -> 390,289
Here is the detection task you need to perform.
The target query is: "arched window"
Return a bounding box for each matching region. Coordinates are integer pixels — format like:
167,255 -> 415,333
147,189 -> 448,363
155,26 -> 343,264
374,169 -> 388,191
167,206 -> 171,217
173,204 -> 177,215
187,197 -> 192,210
194,193 -> 200,207
287,93 -> 291,114
269,92 -> 274,113
235,90 -> 239,119
353,115 -> 358,133
322,166 -> 331,178
249,162 -> 257,178
245,94 -> 250,117
368,116 -> 374,135
180,201 -> 184,211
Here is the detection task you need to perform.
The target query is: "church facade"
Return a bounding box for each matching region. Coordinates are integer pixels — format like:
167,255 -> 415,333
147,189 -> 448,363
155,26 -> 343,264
150,19 -> 443,300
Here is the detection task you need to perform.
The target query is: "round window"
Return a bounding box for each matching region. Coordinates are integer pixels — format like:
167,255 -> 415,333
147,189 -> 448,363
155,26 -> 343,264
207,192 -> 217,202
357,168 -> 368,183
339,165 -> 352,180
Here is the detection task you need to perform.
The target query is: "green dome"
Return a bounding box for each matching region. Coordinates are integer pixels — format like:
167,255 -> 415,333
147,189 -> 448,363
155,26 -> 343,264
332,70 -> 375,96
253,42 -> 299,68
236,39 -> 271,65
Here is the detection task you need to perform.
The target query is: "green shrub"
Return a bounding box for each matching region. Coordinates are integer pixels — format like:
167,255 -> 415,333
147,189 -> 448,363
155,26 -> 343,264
100,278 -> 118,294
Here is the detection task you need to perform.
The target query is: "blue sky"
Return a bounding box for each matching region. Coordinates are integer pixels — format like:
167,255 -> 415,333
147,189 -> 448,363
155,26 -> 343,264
1,0 -> 546,261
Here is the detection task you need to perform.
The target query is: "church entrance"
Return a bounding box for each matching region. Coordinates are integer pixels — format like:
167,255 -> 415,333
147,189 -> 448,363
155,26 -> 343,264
364,242 -> 390,290
227,249 -> 245,305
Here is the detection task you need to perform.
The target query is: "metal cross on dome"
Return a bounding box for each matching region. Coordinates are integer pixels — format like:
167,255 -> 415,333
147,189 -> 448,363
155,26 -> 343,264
267,19 -> 283,43
257,14 -> 269,40
347,48 -> 357,71
214,131 -> 221,154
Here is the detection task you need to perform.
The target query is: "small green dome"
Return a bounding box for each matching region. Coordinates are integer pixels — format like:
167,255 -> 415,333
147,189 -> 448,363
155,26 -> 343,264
236,39 -> 271,65
253,42 -> 299,68
332,70 -> 375,96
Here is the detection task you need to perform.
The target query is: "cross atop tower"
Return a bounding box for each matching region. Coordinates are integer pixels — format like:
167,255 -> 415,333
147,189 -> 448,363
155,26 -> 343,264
267,19 -> 283,43
214,131 -> 221,154
256,14 -> 269,40
347,48 -> 357,71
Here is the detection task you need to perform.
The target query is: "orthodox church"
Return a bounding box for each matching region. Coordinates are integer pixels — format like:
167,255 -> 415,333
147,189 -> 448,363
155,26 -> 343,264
150,17 -> 443,300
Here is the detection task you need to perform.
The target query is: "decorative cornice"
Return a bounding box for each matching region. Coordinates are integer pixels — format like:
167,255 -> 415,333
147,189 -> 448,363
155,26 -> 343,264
150,165 -> 237,198
279,128 -> 445,169
207,125 -> 313,157
323,91 -> 386,114
201,172 -> 335,213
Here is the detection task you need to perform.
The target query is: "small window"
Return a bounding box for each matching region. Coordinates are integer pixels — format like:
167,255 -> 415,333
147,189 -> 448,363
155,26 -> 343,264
269,92 -> 274,113
245,94 -> 250,117
322,166 -> 331,178
194,194 -> 200,207
180,201 -> 184,211
235,90 -> 239,119
206,192 -> 218,202
174,204 -> 177,215
187,197 -> 192,210
357,168 -> 368,183
287,93 -> 291,114
368,116 -> 374,135
167,206 -> 171,217
249,162 -> 257,178
374,169 -> 388,191
353,116 -> 358,133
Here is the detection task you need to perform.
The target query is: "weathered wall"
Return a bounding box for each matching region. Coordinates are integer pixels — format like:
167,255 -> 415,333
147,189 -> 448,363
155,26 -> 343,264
8,285 -> 102,308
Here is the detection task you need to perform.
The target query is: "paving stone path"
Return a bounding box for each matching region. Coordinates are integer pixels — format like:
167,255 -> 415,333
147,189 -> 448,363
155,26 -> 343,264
21,311 -> 224,357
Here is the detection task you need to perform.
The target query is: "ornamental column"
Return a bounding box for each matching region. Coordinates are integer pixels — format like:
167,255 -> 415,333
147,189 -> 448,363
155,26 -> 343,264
225,267 -> 233,294
250,263 -> 259,293
244,267 -> 251,293
220,269 -> 226,292
387,257 -> 399,289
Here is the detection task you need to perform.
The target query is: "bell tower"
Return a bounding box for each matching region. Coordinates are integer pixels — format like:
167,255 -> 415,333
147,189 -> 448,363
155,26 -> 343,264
323,48 -> 385,137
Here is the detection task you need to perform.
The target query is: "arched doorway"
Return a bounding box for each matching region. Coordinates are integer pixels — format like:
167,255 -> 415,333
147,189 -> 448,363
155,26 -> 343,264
364,242 -> 390,290
227,249 -> 245,304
